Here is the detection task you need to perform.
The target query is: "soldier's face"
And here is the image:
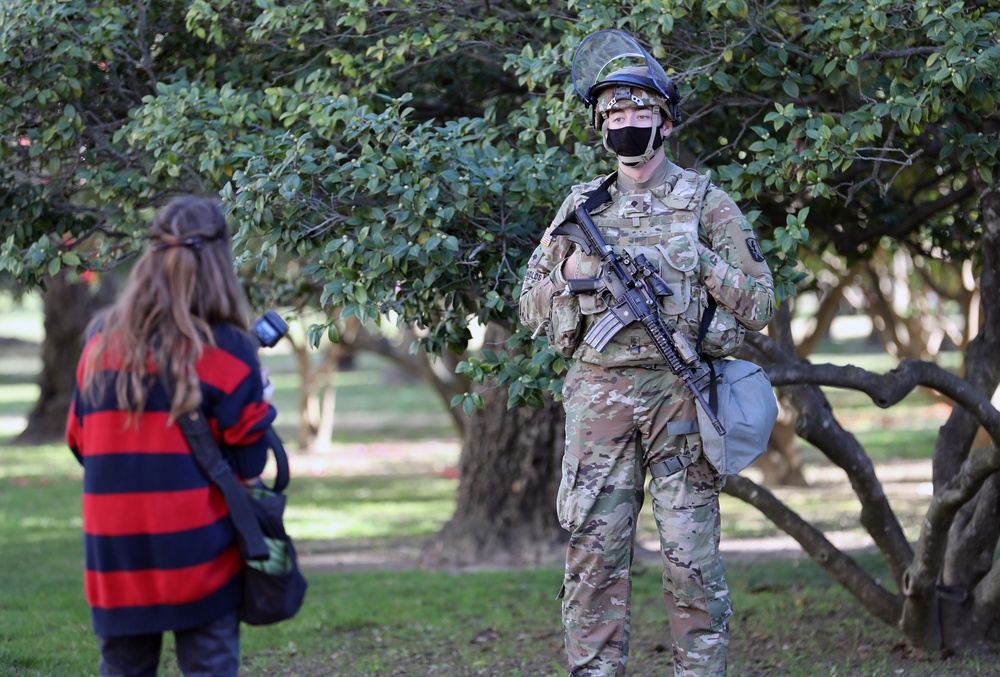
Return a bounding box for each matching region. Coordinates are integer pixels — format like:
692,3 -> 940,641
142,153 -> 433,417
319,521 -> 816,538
605,107 -> 674,141
607,106 -> 654,130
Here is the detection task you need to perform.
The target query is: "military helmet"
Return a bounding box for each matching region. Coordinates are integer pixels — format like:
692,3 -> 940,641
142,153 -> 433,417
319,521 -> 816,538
590,66 -> 681,130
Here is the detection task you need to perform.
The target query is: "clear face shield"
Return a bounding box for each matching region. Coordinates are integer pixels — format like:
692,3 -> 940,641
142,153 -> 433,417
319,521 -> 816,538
572,30 -> 678,166
571,29 -> 673,108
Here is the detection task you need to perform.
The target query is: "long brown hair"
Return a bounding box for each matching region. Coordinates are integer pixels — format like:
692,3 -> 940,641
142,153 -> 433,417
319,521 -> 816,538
83,195 -> 249,421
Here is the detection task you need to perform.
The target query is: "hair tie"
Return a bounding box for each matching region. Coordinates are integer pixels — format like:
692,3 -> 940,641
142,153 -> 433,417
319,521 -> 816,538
151,236 -> 204,252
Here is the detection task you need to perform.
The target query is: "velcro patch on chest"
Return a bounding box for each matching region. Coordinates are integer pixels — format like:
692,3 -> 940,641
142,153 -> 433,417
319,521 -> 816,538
619,193 -> 651,217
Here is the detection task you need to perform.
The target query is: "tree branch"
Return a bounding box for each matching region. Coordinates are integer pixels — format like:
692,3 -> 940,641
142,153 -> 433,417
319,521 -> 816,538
724,474 -> 902,625
767,360 -> 1000,443
749,333 -> 915,585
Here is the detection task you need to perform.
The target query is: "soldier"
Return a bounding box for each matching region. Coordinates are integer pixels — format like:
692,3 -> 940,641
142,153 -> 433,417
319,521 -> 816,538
519,30 -> 775,676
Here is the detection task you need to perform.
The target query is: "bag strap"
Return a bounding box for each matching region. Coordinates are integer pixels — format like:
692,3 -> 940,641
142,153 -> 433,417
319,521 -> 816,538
691,170 -> 713,236
705,359 -> 720,413
175,409 -> 271,561
260,427 -> 290,494
695,295 -> 722,413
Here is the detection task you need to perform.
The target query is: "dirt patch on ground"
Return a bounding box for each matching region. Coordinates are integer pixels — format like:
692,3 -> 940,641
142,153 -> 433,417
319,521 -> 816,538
290,442 -> 923,573
297,532 -> 883,575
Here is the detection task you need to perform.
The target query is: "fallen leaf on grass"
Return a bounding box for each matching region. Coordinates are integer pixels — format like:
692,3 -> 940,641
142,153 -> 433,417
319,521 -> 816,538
471,628 -> 500,643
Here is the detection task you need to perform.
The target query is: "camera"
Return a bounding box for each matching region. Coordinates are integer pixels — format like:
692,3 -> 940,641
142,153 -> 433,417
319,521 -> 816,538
252,310 -> 289,348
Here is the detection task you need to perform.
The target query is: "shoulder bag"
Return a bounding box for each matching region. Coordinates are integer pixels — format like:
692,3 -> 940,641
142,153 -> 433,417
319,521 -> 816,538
694,297 -> 778,475
176,411 -> 308,626
694,357 -> 778,475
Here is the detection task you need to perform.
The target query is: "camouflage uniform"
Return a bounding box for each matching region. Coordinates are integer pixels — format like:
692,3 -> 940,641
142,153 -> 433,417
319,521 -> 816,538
519,158 -> 774,676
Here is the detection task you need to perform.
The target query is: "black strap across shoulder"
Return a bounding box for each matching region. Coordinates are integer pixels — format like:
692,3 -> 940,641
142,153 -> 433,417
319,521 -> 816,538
175,410 -> 271,561
695,296 -> 721,412
580,171 -> 619,214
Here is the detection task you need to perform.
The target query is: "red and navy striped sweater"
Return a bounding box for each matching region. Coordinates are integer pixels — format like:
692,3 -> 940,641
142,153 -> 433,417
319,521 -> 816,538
66,323 -> 276,637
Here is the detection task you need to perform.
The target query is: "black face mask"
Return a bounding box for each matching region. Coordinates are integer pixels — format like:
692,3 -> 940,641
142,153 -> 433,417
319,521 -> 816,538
605,125 -> 663,161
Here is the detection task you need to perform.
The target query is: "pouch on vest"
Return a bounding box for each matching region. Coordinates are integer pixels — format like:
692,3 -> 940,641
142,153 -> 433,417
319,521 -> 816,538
691,286 -> 746,357
548,292 -> 584,358
694,357 -> 778,475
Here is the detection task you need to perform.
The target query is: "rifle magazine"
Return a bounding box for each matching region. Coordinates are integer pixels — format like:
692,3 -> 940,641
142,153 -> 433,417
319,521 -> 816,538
584,312 -> 625,351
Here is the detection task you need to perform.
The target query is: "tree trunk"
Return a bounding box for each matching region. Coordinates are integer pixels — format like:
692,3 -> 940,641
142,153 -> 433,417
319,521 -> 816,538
750,306 -> 808,487
352,326 -> 471,436
16,271 -> 118,444
933,178 -> 1000,650
899,177 -> 1000,652
421,324 -> 567,568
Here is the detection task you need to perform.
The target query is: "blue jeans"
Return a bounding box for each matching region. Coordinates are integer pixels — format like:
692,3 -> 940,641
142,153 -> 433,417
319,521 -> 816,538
97,609 -> 240,677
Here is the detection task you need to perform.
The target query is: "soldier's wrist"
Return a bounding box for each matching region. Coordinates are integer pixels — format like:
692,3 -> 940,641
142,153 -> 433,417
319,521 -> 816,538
550,262 -> 569,287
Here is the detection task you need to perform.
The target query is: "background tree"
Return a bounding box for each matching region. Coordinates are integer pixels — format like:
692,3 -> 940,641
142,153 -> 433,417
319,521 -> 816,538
13,270 -> 118,443
1,0 -> 576,560
1,0 -> 231,439
3,0 -> 999,654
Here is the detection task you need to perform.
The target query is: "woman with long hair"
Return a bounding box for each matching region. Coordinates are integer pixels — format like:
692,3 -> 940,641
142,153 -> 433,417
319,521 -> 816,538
67,195 -> 276,676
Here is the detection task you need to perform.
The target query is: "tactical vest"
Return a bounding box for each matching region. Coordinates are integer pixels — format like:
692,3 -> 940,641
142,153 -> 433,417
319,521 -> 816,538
558,169 -> 746,368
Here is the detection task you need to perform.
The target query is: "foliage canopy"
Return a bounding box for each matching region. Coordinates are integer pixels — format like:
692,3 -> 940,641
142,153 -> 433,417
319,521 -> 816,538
2,1 -> 994,401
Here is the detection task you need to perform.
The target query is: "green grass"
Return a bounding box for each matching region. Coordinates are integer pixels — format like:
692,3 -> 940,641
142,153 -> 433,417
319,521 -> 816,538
0,298 -> 986,675
0,443 -> 992,676
288,474 -> 457,540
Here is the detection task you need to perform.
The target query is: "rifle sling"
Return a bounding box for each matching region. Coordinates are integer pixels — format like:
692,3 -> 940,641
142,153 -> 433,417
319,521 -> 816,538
579,172 -> 619,214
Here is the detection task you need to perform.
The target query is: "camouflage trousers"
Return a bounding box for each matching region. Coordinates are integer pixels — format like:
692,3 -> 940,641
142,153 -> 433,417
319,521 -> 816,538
558,361 -> 731,677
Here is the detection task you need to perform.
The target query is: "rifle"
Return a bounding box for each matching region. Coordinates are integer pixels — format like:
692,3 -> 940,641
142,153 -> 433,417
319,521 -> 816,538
550,205 -> 725,435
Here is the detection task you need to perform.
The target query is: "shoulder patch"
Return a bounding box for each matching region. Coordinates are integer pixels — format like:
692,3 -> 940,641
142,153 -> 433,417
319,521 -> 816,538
746,237 -> 766,262
663,169 -> 711,211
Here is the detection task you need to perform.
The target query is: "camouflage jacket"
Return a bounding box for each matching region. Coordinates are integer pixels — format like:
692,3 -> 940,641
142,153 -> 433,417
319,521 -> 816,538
519,159 -> 774,368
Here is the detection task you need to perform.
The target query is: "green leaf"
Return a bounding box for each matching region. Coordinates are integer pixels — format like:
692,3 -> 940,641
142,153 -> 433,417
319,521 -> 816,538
725,0 -> 748,18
